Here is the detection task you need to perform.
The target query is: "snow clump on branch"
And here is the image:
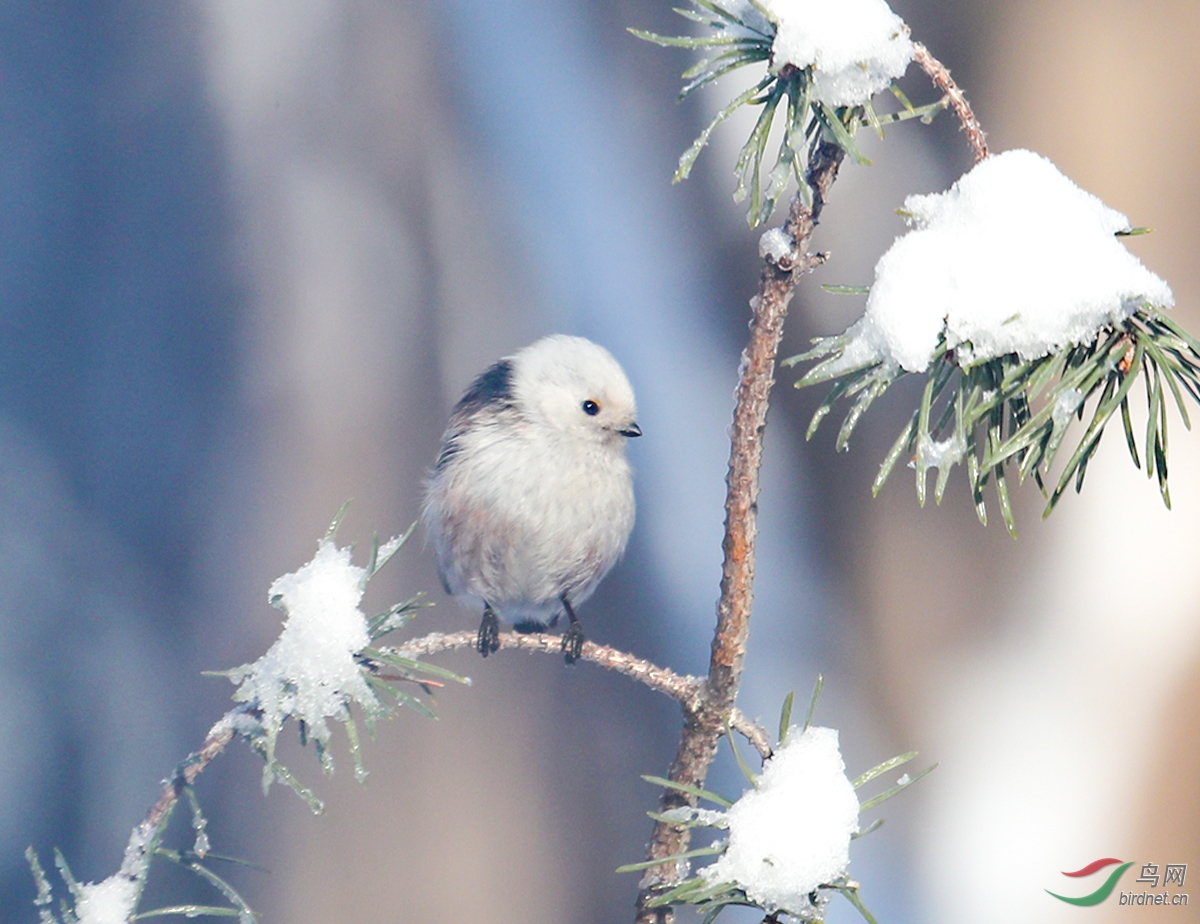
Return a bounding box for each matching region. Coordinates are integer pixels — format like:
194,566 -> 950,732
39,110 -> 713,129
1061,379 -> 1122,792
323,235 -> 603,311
829,148 -> 1175,374
702,726 -> 859,916
756,0 -> 914,106
72,874 -> 139,924
230,540 -> 379,762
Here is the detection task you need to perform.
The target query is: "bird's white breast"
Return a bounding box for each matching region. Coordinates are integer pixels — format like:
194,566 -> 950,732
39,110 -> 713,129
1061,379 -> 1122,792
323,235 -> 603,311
426,416 -> 634,621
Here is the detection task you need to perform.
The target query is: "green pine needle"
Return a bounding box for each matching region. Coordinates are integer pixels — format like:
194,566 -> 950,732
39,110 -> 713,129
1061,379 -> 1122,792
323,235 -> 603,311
852,751 -> 917,790
858,763 -> 938,812
322,500 -> 352,543
640,774 -> 734,807
724,720 -> 760,786
777,690 -> 795,744
851,818 -> 886,840
26,849 -> 56,924
615,844 -> 726,874
803,673 -> 823,732
837,884 -> 882,924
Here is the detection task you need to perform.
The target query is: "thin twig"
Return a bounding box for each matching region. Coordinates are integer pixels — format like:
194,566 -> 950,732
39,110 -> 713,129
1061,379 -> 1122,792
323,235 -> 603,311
912,42 -> 988,161
96,631 -> 773,909
111,708 -> 244,896
387,631 -> 772,758
635,140 -> 846,924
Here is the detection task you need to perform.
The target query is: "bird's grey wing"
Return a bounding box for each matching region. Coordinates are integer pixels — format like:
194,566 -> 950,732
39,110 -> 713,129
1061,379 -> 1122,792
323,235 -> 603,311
435,357 -> 517,472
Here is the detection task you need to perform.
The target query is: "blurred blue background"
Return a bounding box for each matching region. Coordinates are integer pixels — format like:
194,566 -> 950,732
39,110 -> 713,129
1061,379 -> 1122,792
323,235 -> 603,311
3,3 -> 1198,923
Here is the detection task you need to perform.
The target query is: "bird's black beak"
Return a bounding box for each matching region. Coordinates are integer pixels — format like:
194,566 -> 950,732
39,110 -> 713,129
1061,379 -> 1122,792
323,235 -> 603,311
618,422 -> 643,438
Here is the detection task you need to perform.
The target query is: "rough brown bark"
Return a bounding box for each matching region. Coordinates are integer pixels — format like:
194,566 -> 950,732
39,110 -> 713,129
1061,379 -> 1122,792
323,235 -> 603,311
101,629 -> 776,902
634,140 -> 846,924
913,42 -> 989,162
389,631 -> 772,758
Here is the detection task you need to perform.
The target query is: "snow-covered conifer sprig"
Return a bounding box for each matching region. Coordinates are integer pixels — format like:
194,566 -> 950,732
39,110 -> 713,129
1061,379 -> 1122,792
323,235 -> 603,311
631,0 -> 941,226
26,791 -> 262,924
622,688 -> 932,924
223,508 -> 463,804
789,149 -> 1200,533
24,510 -> 458,924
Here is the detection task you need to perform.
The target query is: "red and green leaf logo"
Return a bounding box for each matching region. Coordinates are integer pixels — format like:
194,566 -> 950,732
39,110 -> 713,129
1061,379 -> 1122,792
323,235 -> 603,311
1047,858 -> 1134,906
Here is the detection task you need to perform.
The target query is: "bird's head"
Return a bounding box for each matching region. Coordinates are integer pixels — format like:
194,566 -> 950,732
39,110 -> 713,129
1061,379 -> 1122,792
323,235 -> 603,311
511,335 -> 641,447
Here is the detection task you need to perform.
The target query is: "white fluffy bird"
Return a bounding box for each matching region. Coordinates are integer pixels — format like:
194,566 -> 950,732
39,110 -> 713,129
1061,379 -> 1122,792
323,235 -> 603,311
423,335 -> 641,663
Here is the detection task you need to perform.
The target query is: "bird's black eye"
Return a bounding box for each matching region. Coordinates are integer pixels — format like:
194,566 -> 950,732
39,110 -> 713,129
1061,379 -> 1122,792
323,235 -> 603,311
582,399 -> 600,416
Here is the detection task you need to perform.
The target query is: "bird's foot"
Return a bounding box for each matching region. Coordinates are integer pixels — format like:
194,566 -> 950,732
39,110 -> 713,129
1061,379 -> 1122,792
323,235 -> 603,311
477,609 -> 500,657
561,622 -> 585,665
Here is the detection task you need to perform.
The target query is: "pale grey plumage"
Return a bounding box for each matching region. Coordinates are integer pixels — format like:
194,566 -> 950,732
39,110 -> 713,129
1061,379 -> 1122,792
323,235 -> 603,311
422,335 -> 640,661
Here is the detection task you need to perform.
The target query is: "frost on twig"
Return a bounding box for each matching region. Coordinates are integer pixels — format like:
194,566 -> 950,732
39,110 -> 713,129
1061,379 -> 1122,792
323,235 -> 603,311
26,816 -> 253,924
792,148 -> 1200,530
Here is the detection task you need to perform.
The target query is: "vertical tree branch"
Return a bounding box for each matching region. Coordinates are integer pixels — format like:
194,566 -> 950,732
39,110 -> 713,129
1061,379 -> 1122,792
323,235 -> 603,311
635,140 -> 845,924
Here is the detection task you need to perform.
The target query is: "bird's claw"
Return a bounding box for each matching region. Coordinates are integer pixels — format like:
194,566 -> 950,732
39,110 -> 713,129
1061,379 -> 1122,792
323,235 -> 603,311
561,623 -> 585,665
477,610 -> 500,657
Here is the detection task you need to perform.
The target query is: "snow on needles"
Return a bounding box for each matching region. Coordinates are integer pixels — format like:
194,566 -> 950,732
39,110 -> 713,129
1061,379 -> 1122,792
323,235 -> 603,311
232,540 -> 377,751
758,0 -> 914,106
835,149 -> 1174,374
73,875 -> 139,924
703,726 -> 859,915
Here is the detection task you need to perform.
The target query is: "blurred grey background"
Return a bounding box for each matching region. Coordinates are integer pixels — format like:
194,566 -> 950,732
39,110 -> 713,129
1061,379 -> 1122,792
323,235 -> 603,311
3,2 -> 1198,923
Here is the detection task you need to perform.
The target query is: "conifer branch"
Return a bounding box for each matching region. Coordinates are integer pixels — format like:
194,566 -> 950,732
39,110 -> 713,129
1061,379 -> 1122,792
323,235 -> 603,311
387,631 -> 773,758
635,140 -> 845,924
54,631 -> 773,923
912,42 -> 988,161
